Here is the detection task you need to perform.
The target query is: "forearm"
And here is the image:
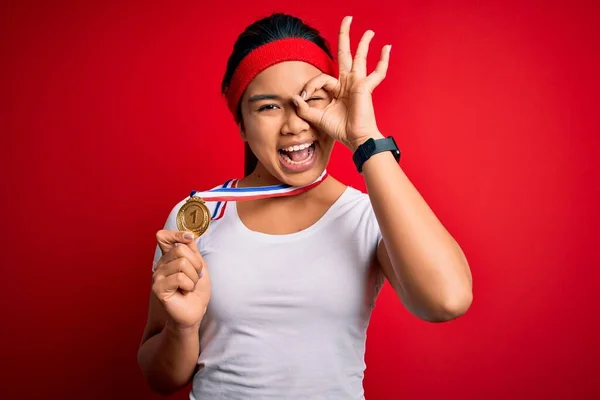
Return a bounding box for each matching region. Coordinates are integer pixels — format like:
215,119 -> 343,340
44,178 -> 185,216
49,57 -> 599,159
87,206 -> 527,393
137,321 -> 201,395
361,137 -> 472,319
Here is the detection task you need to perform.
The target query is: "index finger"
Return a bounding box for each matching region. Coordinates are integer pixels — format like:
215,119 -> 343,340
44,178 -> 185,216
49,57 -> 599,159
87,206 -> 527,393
338,16 -> 353,73
155,229 -> 199,256
301,74 -> 340,100
158,242 -> 205,271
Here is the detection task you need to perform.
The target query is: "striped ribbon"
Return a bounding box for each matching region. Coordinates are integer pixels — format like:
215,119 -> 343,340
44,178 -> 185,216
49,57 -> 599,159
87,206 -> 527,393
191,169 -> 329,220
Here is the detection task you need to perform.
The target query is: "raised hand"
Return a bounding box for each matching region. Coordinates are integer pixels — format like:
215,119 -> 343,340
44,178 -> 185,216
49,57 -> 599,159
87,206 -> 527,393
292,16 -> 391,151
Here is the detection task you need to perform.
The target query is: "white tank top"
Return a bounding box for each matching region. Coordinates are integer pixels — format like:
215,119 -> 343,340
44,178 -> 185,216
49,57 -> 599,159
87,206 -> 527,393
152,181 -> 384,400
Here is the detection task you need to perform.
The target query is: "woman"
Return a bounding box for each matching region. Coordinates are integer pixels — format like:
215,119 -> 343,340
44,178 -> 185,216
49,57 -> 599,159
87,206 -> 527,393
137,13 -> 473,399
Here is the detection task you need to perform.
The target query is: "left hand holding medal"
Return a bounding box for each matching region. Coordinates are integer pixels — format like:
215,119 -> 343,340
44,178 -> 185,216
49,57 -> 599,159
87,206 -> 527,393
292,16 -> 391,152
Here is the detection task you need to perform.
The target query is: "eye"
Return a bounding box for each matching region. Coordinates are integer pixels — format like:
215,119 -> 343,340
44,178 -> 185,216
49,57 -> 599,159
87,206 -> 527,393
258,104 -> 279,112
307,97 -> 323,102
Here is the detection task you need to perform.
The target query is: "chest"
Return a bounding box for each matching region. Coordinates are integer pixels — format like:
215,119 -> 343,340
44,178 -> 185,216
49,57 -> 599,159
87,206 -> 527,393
200,232 -> 378,327
235,196 -> 335,235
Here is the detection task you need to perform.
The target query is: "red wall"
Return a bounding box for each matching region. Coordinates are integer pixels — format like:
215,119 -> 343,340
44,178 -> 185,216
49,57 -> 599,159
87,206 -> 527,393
2,1 -> 598,398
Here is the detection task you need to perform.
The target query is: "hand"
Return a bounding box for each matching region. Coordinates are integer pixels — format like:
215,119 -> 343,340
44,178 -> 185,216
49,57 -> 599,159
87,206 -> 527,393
292,16 -> 391,152
152,230 -> 211,330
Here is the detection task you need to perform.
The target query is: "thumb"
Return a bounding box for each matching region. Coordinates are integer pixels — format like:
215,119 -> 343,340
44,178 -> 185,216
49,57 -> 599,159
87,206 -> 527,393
292,95 -> 324,127
156,229 -> 199,255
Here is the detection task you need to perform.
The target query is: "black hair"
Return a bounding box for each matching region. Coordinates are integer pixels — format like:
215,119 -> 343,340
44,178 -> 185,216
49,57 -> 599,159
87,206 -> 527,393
221,13 -> 334,177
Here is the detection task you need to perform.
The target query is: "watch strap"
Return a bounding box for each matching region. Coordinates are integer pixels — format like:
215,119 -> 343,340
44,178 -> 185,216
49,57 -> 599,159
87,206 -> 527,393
352,136 -> 401,173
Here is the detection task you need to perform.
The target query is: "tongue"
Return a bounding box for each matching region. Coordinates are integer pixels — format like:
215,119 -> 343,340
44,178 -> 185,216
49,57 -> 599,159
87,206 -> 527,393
288,148 -> 310,162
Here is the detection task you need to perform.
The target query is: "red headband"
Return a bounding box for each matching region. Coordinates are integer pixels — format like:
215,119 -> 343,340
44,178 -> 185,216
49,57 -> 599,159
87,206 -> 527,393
225,37 -> 336,120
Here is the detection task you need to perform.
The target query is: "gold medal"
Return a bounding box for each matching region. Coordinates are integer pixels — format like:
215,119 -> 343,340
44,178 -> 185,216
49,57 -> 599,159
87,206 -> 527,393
176,196 -> 211,237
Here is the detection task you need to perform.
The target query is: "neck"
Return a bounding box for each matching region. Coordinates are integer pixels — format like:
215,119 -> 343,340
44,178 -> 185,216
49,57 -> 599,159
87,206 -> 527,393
239,163 -> 284,188
237,163 -> 336,200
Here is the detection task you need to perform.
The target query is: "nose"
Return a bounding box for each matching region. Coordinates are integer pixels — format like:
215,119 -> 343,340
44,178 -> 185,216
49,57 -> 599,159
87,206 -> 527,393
281,106 -> 310,136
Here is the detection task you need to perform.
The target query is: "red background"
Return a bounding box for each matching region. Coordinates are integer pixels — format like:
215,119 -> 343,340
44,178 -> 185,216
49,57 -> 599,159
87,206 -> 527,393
2,0 -> 598,399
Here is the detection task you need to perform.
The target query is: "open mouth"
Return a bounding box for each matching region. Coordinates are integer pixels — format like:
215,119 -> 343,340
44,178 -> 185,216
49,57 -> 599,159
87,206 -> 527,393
277,141 -> 317,166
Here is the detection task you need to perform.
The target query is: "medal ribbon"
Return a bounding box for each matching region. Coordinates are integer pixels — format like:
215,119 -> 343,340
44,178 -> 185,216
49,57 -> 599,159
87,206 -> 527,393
189,169 -> 328,203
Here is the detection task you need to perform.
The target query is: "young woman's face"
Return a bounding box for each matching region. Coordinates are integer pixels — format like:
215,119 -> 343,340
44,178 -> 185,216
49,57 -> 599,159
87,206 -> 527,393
239,61 -> 335,187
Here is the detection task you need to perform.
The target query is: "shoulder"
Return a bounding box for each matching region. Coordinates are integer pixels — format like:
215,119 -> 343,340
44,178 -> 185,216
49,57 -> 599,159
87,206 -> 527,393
325,185 -> 380,235
343,185 -> 382,237
323,185 -> 382,262
335,185 -> 376,215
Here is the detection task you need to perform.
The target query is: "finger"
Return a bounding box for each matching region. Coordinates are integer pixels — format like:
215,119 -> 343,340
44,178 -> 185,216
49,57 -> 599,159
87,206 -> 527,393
156,229 -> 199,256
158,243 -> 205,273
154,257 -> 200,287
292,94 -> 325,127
338,16 -> 353,73
352,30 -> 375,77
154,270 -> 195,295
365,45 -> 391,90
301,74 -> 341,100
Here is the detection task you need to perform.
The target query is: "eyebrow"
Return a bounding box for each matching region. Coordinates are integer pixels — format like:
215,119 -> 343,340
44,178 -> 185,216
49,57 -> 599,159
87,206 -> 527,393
247,89 -> 327,103
248,94 -> 281,103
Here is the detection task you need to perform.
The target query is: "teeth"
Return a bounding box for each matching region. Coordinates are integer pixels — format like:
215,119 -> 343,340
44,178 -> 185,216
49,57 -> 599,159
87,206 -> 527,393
282,142 -> 313,152
280,145 -> 315,165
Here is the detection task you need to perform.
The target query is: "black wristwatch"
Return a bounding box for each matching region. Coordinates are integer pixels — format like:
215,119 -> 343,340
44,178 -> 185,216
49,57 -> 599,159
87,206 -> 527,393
352,136 -> 401,173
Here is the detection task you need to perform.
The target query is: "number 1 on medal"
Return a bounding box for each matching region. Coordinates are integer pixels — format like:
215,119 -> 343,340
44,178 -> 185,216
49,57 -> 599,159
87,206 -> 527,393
177,196 -> 211,237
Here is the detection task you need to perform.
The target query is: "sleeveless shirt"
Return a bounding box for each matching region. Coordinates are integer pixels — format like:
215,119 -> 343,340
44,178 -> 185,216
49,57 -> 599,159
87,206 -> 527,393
152,182 -> 385,399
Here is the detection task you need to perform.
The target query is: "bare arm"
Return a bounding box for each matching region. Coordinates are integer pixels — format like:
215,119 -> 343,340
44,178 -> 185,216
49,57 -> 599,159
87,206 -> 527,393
137,230 -> 211,396
137,290 -> 203,395
362,141 -> 473,322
